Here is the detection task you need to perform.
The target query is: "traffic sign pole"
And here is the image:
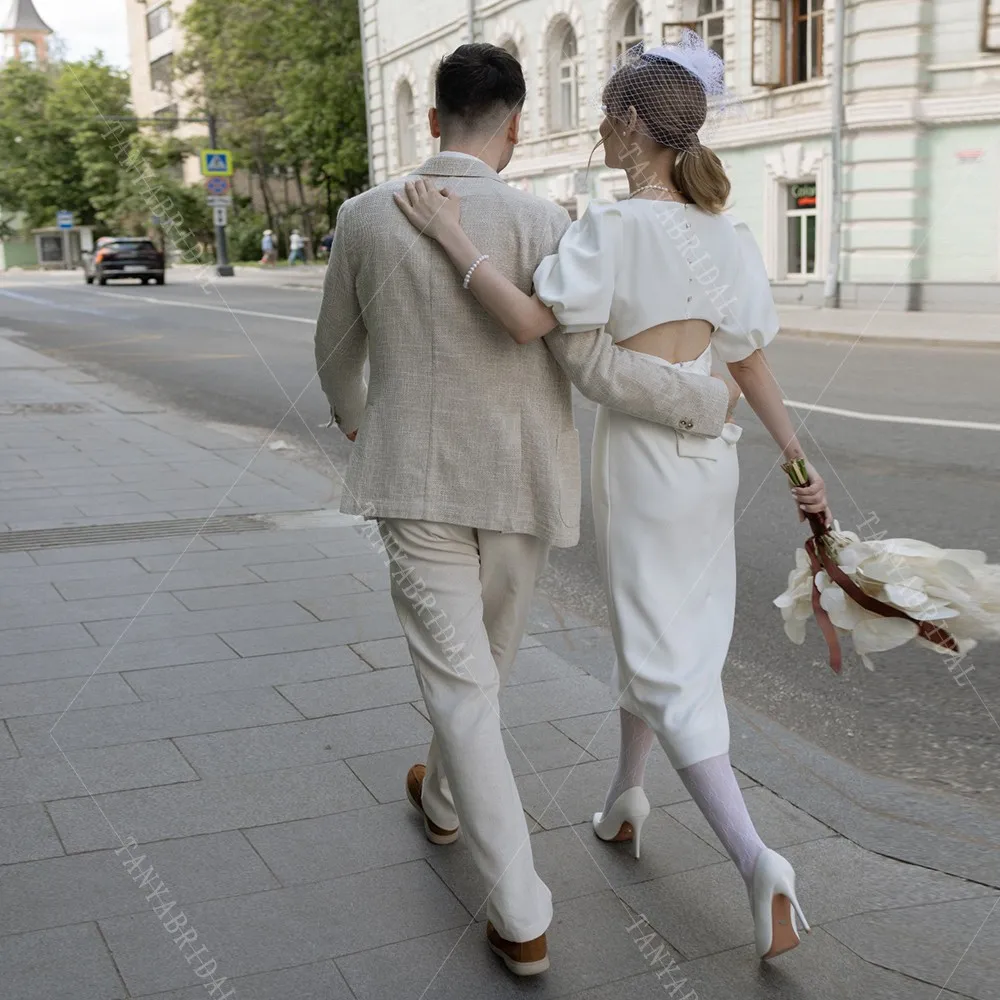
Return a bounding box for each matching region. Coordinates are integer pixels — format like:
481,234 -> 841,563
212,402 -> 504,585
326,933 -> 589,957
207,114 -> 233,277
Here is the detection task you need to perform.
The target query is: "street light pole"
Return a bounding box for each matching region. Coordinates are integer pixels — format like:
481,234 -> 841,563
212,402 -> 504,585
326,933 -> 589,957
207,112 -> 234,277
823,0 -> 846,309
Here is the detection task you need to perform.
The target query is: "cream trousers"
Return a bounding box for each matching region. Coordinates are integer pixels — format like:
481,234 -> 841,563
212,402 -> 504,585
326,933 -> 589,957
379,518 -> 552,942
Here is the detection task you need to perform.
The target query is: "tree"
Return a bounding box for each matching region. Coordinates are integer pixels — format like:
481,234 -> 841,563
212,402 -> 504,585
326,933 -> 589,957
180,0 -> 368,241
0,57 -> 135,229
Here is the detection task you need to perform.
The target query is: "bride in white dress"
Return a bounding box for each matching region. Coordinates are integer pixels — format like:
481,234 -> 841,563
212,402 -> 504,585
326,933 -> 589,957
396,34 -> 831,960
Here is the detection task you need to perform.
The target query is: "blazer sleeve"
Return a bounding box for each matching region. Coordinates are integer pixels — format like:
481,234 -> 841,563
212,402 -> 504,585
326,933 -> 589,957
314,201 -> 369,433
543,329 -> 729,437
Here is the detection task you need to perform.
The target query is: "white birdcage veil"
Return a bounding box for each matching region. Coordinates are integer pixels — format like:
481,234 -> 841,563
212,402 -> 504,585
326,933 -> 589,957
597,30 -> 742,154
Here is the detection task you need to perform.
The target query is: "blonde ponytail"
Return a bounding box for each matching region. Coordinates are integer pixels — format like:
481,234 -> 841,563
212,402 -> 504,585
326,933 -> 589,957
673,146 -> 730,214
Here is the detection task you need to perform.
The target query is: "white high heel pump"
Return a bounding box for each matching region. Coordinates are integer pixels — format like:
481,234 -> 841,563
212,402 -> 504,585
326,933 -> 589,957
592,787 -> 651,859
750,848 -> 810,960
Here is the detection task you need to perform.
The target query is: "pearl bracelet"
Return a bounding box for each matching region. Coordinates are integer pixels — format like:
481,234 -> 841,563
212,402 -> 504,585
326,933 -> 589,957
462,254 -> 489,289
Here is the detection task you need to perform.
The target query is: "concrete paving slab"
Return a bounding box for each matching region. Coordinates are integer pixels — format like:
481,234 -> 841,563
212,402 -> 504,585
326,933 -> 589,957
503,721 -> 596,775
825,895 -> 999,1000
666,785 -> 835,853
175,703 -> 431,778
0,922 -> 125,1000
350,635 -> 411,669
0,672 -> 139,717
100,861 -> 469,996
0,830 -> 278,936
278,663 -> 421,717
0,739 -> 196,806
517,758 -> 692,831
0,634 -> 239,686
569,928 -> 968,1000
245,800 -> 436,884
293,589 -> 396,622
336,889 -> 652,1000
47,759 -> 374,853
134,960 -> 353,1000
1,591 -> 186,630
498,676 -> 615,728
0,802 -> 65,864
123,646 -> 371,700
57,567 -> 262,600
220,611 -> 403,657
0,621 -> 96,656
82,601 -> 317,645
171,574 -> 368,611
9,688 -> 302,755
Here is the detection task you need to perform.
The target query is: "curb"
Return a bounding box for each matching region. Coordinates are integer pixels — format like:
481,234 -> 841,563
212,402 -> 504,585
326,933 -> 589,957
780,326 -> 1000,350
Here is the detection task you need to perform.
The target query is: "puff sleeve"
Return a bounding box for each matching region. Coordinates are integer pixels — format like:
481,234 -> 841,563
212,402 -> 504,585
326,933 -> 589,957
532,204 -> 622,334
711,217 -> 780,363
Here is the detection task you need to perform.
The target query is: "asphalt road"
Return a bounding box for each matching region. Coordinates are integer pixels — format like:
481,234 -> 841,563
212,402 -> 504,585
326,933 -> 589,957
2,270 -> 999,808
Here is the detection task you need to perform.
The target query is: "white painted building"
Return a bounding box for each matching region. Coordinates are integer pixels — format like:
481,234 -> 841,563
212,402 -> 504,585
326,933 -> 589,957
360,0 -> 1000,310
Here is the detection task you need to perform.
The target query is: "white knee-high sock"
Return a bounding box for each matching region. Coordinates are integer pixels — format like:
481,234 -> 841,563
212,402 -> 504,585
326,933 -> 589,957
603,708 -> 657,814
676,753 -> 766,885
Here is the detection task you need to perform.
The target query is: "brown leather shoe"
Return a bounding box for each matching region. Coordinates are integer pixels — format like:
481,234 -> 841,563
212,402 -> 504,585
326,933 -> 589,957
405,764 -> 459,845
486,921 -> 549,976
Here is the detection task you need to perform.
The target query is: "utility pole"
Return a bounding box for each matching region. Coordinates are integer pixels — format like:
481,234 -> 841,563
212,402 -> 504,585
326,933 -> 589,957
207,112 -> 234,277
467,0 -> 476,42
823,0 -> 846,308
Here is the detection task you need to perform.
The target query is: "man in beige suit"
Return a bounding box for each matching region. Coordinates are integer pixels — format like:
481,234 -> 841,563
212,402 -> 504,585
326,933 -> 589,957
315,44 -> 730,976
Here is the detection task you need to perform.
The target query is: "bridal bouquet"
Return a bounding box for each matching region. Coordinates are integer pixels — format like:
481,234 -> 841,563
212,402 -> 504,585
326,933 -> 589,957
774,459 -> 1000,672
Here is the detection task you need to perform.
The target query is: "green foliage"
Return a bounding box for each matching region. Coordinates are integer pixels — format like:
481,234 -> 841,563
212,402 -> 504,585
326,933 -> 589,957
180,0 -> 368,231
226,204 -> 270,262
0,56 -> 212,251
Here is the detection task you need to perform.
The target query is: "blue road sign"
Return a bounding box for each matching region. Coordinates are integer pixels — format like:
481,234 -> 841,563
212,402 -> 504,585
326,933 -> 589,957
56,211 -> 74,230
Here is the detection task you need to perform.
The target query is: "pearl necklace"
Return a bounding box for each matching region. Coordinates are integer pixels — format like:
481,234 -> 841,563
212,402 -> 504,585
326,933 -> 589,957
630,184 -> 684,200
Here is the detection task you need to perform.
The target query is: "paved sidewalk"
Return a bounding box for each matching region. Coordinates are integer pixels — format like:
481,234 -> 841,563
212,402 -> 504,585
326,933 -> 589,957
0,329 -> 996,1000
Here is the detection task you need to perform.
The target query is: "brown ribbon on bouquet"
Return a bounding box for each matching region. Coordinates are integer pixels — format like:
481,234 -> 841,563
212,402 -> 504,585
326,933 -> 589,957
782,458 -> 960,674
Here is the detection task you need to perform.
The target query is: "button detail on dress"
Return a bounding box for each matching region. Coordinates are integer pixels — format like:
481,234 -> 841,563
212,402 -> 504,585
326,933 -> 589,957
679,418 -> 694,430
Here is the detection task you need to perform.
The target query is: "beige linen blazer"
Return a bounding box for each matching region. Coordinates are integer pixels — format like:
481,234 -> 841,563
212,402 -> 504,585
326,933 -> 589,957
314,153 -> 729,548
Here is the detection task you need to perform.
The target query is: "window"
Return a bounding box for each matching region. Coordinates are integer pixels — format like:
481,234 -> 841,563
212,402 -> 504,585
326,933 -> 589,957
149,54 -> 173,93
395,81 -> 417,167
695,0 -> 725,60
752,0 -> 824,87
146,4 -> 172,40
790,0 -> 823,83
982,0 -> 1000,50
786,181 -> 817,276
501,38 -> 519,61
17,39 -> 38,63
613,3 -> 645,61
551,22 -> 581,131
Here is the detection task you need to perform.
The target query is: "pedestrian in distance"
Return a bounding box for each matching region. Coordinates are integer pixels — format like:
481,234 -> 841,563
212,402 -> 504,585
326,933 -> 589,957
260,229 -> 276,266
289,229 -> 306,265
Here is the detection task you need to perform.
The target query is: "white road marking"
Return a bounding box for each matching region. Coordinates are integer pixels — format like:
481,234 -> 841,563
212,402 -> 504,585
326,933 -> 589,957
91,289 -> 316,324
784,399 -> 1000,433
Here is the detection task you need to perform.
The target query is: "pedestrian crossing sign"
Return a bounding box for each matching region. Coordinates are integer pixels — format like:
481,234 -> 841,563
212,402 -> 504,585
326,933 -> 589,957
200,149 -> 233,177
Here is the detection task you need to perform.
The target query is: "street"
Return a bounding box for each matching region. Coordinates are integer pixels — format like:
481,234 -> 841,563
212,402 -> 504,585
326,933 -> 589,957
2,268 -> 999,807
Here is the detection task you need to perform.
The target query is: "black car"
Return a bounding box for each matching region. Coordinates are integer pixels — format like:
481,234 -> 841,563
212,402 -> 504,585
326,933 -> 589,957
84,238 -> 165,285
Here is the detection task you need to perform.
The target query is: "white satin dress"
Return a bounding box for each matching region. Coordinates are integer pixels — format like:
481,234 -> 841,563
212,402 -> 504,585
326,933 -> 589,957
534,200 -> 779,769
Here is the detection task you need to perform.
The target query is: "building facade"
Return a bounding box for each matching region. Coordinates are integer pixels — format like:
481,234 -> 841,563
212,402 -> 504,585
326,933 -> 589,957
361,0 -> 1000,311
124,0 -> 204,185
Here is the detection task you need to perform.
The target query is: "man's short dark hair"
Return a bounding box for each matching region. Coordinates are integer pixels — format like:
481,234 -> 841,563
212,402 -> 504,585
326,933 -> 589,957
435,43 -> 526,130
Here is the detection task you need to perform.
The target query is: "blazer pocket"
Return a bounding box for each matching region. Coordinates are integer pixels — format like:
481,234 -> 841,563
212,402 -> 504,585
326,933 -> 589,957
676,422 -> 742,460
557,427 -> 582,527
